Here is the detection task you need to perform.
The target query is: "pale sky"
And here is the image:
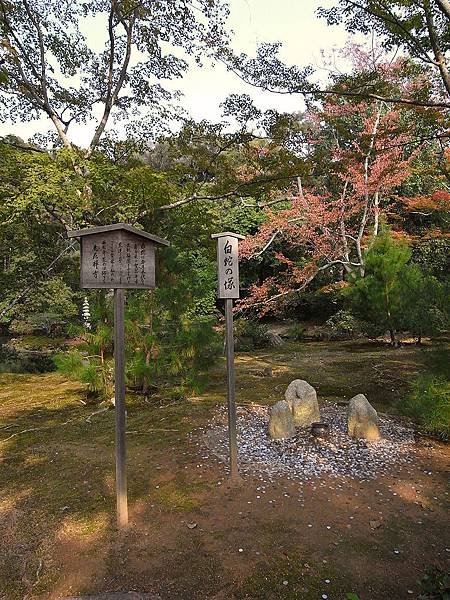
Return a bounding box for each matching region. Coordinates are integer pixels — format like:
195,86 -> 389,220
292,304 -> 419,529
0,0 -> 354,145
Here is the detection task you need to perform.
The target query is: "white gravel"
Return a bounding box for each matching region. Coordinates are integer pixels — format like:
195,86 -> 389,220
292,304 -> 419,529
203,403 -> 416,481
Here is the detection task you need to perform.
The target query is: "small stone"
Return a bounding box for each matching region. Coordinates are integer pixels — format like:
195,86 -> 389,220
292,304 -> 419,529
370,520 -> 381,529
282,580 -> 288,586
238,548 -> 243,553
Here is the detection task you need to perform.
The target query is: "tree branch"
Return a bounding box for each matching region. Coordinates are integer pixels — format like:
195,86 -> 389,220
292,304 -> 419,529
158,175 -> 301,210
240,259 -> 361,310
86,7 -> 135,157
221,59 -> 450,109
346,0 -> 437,65
434,0 -> 450,20
423,0 -> 450,96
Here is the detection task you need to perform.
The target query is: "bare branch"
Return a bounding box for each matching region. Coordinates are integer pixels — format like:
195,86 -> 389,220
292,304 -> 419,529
249,229 -> 282,258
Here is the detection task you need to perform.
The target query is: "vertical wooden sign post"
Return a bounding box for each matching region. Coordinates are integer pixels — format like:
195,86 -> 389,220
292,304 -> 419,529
211,232 -> 245,480
68,224 -> 169,527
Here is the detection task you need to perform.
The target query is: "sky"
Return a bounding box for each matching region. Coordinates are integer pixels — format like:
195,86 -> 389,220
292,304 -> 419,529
0,0 -> 354,145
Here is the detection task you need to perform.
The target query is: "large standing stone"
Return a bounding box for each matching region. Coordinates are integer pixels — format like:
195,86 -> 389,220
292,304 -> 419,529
284,379 -> 320,427
347,394 -> 381,441
268,400 -> 296,439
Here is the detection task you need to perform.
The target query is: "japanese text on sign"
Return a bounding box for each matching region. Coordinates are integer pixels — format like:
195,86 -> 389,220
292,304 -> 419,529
81,231 -> 155,289
216,236 -> 240,299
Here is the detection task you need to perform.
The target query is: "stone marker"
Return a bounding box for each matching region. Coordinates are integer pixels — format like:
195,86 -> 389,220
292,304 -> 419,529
284,379 -> 320,427
347,393 -> 381,441
268,400 -> 296,439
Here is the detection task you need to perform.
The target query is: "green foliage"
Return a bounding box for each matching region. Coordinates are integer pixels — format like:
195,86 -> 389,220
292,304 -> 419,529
288,322 -> 305,341
348,232 -> 410,343
348,230 -> 449,344
234,318 -> 270,350
124,246 -> 221,397
218,202 -> 266,236
3,273 -> 78,337
0,344 -> 55,373
403,375 -> 450,440
0,0 -> 229,146
55,349 -> 113,400
325,310 -> 363,340
55,293 -> 114,400
412,238 -> 450,278
418,565 -> 450,599
399,267 -> 450,341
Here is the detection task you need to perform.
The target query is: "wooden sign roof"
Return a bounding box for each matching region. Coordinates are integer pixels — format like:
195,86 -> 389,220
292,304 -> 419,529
211,231 -> 245,240
67,223 -> 170,247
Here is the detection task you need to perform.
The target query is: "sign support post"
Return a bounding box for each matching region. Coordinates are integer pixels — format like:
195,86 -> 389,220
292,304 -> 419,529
211,232 -> 245,481
68,224 -> 169,528
114,288 -> 128,526
224,296 -> 238,479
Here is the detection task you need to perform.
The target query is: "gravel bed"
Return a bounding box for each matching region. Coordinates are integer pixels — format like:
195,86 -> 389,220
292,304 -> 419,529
203,404 -> 417,481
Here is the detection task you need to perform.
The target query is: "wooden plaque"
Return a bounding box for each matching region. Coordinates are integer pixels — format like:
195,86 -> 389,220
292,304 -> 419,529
80,230 -> 156,289
215,235 -> 240,299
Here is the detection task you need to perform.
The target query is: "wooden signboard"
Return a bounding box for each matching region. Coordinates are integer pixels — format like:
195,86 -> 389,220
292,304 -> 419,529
69,224 -> 169,290
68,224 -> 169,528
213,233 -> 242,299
211,232 -> 245,480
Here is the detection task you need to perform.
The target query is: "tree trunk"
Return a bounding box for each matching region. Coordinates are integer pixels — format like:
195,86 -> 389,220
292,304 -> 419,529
424,0 -> 450,97
142,350 -> 151,395
389,328 -> 396,346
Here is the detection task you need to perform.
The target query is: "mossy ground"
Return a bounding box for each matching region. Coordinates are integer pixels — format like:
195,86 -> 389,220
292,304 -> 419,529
0,340 -> 448,599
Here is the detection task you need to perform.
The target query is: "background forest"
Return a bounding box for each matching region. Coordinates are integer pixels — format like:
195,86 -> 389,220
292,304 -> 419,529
0,0 -> 449,436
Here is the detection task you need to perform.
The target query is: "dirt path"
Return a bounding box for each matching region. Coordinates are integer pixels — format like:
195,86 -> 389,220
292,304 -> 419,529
51,436 -> 449,600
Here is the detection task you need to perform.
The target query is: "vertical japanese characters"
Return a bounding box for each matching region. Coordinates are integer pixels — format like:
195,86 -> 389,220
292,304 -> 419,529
81,231 -> 156,289
216,235 -> 240,299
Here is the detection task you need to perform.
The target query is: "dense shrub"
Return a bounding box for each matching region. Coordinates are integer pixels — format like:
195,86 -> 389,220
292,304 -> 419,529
0,344 -> 55,373
325,310 -> 363,340
55,349 -> 113,400
234,319 -> 270,350
403,374 -> 450,440
288,323 -> 305,341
